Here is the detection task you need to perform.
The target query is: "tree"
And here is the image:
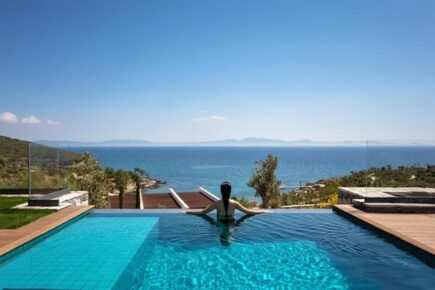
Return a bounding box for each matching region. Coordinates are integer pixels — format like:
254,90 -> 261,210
70,152 -> 110,208
133,167 -> 147,178
129,167 -> 148,209
104,167 -> 115,178
247,154 -> 281,208
114,169 -> 129,209
104,167 -> 116,193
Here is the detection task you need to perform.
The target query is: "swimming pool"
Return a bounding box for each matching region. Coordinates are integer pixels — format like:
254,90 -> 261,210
0,210 -> 434,289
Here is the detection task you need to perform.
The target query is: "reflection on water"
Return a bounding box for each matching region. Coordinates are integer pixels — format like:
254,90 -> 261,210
114,211 -> 435,290
198,214 -> 255,246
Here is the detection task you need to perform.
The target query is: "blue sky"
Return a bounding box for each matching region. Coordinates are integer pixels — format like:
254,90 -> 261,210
0,0 -> 434,142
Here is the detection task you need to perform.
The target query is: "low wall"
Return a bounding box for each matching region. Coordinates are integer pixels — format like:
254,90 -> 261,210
28,190 -> 89,207
0,188 -> 60,195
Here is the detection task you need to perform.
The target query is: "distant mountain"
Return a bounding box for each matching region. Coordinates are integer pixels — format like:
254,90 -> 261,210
286,139 -> 365,146
191,138 -> 290,146
185,137 -> 365,147
36,139 -> 152,147
183,138 -> 366,146
36,138 -> 367,147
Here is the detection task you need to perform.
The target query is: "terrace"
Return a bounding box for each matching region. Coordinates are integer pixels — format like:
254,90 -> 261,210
339,187 -> 435,213
334,205 -> 435,264
1,139 -> 435,289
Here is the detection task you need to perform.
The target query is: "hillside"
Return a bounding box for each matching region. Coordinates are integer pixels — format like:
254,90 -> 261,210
0,136 -> 30,162
0,135 -> 81,188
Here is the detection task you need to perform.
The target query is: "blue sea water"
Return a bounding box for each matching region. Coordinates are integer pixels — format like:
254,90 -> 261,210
1,211 -> 434,289
70,146 -> 435,198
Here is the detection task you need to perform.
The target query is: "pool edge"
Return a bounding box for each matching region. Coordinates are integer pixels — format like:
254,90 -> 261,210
333,205 -> 435,268
0,205 -> 94,263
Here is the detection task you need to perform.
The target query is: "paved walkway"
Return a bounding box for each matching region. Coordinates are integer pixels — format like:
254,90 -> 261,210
333,204 -> 435,257
0,205 -> 93,256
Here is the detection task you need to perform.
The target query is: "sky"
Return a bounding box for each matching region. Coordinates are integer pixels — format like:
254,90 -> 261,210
0,0 -> 434,143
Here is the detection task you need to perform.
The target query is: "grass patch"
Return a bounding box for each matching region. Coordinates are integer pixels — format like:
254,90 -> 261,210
0,197 -> 55,229
0,196 -> 27,210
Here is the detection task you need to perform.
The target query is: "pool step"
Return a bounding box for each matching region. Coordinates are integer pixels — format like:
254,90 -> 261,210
352,198 -> 435,213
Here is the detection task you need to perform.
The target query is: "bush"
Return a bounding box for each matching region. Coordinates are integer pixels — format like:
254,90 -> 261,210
232,196 -> 257,208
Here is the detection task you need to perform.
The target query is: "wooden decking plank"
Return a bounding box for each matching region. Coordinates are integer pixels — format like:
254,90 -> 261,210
333,204 -> 435,257
142,193 -> 180,209
177,192 -> 214,209
0,205 -> 94,256
109,192 -> 141,209
109,191 -> 214,209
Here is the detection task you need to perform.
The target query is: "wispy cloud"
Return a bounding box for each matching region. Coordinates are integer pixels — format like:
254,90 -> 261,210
0,112 -> 19,123
47,119 -> 61,125
192,115 -> 227,122
21,115 -> 41,124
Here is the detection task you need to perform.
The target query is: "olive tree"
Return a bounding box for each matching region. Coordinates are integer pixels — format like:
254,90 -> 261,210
70,152 -> 110,208
247,154 -> 281,208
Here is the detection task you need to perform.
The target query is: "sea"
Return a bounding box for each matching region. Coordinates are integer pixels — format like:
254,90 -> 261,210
69,146 -> 435,199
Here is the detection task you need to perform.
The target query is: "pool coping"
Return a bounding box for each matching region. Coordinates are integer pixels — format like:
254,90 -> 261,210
333,204 -> 435,267
0,205 -> 94,258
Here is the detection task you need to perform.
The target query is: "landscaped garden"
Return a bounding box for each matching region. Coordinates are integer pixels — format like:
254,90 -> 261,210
0,197 -> 55,229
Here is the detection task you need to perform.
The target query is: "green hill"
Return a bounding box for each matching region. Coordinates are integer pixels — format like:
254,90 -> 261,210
0,136 -> 30,162
0,135 -> 81,188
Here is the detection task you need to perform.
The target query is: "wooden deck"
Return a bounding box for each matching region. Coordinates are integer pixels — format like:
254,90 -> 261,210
142,193 -> 179,209
333,204 -> 435,260
109,191 -> 215,209
109,192 -> 181,209
177,192 -> 214,209
0,205 -> 93,256
109,192 -> 142,208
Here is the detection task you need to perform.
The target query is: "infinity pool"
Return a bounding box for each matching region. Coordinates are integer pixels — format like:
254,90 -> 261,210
0,210 -> 434,289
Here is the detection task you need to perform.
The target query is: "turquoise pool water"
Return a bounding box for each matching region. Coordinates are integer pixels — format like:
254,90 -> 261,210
0,216 -> 158,289
1,210 -> 434,289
